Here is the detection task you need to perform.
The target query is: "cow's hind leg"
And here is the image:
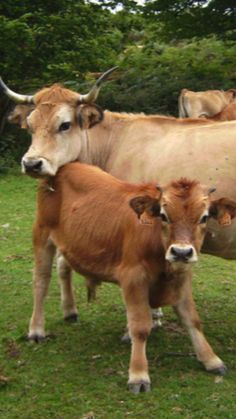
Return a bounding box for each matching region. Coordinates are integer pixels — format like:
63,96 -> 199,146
29,235 -> 56,341
56,252 -> 78,322
121,271 -> 152,393
174,286 -> 226,375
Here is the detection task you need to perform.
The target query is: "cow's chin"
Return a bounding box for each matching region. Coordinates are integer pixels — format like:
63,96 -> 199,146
167,259 -> 196,274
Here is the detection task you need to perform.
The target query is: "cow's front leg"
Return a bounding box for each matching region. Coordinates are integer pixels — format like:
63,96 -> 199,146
121,308 -> 163,343
29,233 -> 56,341
122,278 -> 152,393
174,285 -> 226,375
56,252 -> 78,322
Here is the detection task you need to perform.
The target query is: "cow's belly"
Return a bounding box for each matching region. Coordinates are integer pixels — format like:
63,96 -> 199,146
202,219 -> 236,259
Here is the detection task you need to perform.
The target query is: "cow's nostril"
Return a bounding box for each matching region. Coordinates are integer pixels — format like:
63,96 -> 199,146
33,160 -> 43,170
170,246 -> 193,260
23,160 -> 43,173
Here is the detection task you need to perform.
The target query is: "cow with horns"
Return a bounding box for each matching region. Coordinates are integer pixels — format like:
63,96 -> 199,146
1,70 -> 236,350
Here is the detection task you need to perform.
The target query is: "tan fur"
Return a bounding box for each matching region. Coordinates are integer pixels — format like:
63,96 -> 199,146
178,88 -> 236,118
206,102 -> 236,121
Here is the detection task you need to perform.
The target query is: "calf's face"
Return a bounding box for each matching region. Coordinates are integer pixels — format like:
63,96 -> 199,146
130,179 -> 236,266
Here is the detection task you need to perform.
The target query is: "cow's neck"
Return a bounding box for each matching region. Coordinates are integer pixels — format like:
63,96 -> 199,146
79,111 -> 132,171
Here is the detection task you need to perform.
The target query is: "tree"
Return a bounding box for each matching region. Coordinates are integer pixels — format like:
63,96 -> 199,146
143,0 -> 236,42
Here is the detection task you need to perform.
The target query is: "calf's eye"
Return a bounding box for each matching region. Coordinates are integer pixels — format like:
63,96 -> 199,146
59,121 -> 71,132
160,212 -> 169,223
199,215 -> 208,224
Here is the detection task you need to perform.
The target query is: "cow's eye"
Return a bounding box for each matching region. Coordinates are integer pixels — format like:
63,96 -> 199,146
160,212 -> 169,223
59,122 -> 71,132
199,214 -> 208,224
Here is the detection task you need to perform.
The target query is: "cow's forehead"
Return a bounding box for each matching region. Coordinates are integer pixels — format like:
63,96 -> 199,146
161,181 -> 209,219
34,84 -> 80,105
28,103 -> 75,129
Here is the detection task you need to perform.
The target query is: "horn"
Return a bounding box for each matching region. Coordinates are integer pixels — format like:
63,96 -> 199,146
79,66 -> 118,103
0,78 -> 34,104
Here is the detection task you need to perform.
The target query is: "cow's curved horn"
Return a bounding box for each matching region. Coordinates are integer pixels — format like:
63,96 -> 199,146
80,66 -> 118,103
0,78 -> 34,104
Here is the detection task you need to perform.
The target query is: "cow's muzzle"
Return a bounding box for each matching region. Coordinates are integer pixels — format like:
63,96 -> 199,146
166,244 -> 198,263
22,158 -> 43,175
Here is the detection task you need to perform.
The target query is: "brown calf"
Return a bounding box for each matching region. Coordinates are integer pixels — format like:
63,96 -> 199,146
30,162 -> 235,393
205,102 -> 236,121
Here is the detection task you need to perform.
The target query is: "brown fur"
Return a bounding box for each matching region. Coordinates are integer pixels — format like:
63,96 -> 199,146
30,162 -> 233,391
206,102 -> 236,121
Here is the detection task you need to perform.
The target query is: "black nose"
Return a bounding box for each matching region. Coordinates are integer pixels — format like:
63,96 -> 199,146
23,160 -> 43,173
170,246 -> 193,261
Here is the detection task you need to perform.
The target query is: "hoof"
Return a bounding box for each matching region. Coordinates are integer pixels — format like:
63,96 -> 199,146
208,364 -> 227,376
64,313 -> 78,323
128,380 -> 151,394
27,334 -> 46,343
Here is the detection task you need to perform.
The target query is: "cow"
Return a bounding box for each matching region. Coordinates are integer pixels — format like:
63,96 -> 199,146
204,102 -> 236,122
2,76 -> 236,331
178,88 -> 236,118
32,161 -> 236,392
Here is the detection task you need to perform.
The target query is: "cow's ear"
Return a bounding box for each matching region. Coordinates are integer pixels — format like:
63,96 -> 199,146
228,88 -> 236,99
210,198 -> 236,226
77,104 -> 104,129
8,104 -> 35,129
129,195 -> 161,223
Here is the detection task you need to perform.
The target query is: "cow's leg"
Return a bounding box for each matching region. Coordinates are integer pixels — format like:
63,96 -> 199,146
174,285 -> 226,375
56,252 -> 78,322
29,233 -> 56,341
152,307 -> 164,328
121,307 -> 163,343
122,278 -> 152,393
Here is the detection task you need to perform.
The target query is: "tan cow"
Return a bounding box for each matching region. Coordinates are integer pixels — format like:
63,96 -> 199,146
33,161 -> 235,392
205,102 -> 236,121
178,88 -> 236,118
2,77 -> 236,326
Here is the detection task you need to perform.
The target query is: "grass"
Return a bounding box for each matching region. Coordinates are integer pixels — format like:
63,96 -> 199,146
0,171 -> 236,419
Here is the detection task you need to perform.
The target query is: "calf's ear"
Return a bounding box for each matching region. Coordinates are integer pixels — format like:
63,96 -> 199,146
129,195 -> 161,222
210,198 -> 236,226
77,104 -> 104,129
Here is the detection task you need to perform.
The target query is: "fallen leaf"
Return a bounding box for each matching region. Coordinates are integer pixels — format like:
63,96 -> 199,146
0,375 -> 9,384
214,376 -> 224,384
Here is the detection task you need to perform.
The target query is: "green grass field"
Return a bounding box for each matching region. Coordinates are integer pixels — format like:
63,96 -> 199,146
1,172 -> 236,419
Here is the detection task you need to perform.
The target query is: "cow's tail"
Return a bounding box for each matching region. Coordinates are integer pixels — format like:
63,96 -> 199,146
178,89 -> 188,118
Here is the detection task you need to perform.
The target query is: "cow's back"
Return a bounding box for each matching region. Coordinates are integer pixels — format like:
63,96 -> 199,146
38,163 -> 162,280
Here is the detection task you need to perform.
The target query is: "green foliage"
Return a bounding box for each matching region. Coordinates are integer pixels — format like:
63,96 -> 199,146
100,37 -> 236,115
1,0 -> 236,164
143,0 -> 236,42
